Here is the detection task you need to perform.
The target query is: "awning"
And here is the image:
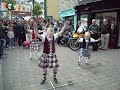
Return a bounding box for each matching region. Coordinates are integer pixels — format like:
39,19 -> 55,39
78,0 -> 102,5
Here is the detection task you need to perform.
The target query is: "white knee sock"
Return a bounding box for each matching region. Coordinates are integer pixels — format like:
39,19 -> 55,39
37,51 -> 40,58
30,51 -> 32,59
79,55 -> 82,62
86,58 -> 89,64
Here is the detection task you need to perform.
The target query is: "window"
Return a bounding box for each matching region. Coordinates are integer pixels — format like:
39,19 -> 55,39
95,12 -> 117,25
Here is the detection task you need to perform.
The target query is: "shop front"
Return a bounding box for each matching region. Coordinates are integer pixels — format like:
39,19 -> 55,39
12,11 -> 31,16
60,8 -> 77,32
75,0 -> 120,48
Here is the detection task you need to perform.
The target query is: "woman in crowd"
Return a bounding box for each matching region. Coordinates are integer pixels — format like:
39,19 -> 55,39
108,23 -> 117,49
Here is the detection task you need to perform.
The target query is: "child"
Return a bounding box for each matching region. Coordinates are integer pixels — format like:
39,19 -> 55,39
7,27 -> 14,49
28,19 -> 41,60
24,21 -> 32,48
37,22 -> 67,85
76,32 -> 100,65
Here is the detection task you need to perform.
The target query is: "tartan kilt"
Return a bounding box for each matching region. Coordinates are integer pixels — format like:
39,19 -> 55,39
38,53 -> 59,69
80,48 -> 91,59
30,39 -> 41,51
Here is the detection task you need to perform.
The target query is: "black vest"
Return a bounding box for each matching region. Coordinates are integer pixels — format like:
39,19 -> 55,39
81,38 -> 91,49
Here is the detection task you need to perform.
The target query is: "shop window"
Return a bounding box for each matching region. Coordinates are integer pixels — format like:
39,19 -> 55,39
95,12 -> 117,26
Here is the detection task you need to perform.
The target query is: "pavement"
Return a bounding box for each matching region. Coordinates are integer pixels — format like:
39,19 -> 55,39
2,45 -> 120,90
0,59 -> 3,90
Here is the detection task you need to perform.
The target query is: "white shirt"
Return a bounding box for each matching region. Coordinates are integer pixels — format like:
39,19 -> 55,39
77,25 -> 84,33
7,31 -> 14,38
40,33 -> 58,42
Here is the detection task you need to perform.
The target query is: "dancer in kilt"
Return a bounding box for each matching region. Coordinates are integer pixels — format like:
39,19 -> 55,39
76,32 -> 100,66
37,22 -> 68,85
28,19 -> 41,60
30,30 -> 41,59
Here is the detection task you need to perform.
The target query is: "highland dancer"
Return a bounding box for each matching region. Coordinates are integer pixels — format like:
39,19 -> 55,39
76,32 -> 100,65
37,21 -> 68,85
28,19 -> 41,60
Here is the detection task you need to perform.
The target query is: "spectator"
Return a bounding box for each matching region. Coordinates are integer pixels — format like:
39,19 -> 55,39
7,27 -> 15,49
77,20 -> 85,34
75,20 -> 81,33
100,19 -> 111,50
4,20 -> 10,47
0,19 -> 5,60
17,21 -> 26,48
108,23 -> 117,49
13,20 -> 18,45
88,19 -> 100,51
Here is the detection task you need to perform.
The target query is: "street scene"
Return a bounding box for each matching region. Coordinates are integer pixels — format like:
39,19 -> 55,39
0,0 -> 120,90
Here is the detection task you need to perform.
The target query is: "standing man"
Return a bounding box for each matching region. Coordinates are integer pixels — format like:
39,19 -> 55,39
100,19 -> 111,50
17,21 -> 22,48
88,19 -> 100,51
17,21 -> 26,48
0,19 -> 5,60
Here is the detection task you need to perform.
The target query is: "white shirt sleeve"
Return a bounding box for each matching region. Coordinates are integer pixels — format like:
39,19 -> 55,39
77,26 -> 83,33
79,38 -> 83,42
40,34 -> 46,42
90,38 -> 97,42
54,33 -> 59,40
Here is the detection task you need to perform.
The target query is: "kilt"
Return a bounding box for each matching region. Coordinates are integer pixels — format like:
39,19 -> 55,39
38,53 -> 59,69
80,48 -> 91,59
30,39 -> 41,51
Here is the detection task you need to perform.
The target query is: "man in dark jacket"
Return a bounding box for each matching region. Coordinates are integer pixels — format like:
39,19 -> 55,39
100,19 -> 111,50
0,19 -> 5,59
16,21 -> 26,48
88,19 -> 100,51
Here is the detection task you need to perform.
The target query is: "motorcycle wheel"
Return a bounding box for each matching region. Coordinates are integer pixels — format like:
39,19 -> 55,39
69,38 -> 81,51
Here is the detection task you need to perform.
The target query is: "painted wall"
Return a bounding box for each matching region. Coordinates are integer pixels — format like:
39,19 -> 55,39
47,0 -> 60,20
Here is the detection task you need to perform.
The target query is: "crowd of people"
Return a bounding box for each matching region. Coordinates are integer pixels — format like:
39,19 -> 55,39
76,19 -> 118,51
0,17 -> 119,60
0,18 -> 63,60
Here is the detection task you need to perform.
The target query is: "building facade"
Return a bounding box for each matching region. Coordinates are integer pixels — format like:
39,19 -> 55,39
0,1 -> 32,18
75,0 -> 120,48
59,0 -> 78,31
46,0 -> 60,20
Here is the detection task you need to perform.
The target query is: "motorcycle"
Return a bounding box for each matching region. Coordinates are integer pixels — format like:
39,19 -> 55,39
69,32 -> 84,51
57,33 -> 72,47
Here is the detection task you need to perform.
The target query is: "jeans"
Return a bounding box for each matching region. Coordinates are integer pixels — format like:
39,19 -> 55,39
0,39 -> 5,58
5,36 -> 9,47
9,38 -> 14,47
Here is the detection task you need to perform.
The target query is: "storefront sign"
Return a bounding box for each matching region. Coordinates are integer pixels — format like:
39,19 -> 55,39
0,2 -> 31,12
60,8 -> 76,18
14,4 -> 31,12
